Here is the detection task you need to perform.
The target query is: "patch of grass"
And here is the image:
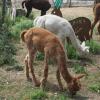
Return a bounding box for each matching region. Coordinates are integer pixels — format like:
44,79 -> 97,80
88,83 -> 100,94
49,93 -> 69,100
66,43 -> 79,60
72,63 -> 87,74
20,88 -> 47,100
5,63 -> 23,71
36,52 -> 44,61
86,40 -> 100,54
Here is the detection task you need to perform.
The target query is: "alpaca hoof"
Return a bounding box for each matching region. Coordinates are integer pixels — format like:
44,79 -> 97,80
40,79 -> 47,89
34,80 -> 41,87
59,86 -> 64,91
27,77 -> 32,82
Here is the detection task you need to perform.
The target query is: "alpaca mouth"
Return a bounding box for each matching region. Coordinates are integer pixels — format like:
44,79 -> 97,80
70,91 -> 77,95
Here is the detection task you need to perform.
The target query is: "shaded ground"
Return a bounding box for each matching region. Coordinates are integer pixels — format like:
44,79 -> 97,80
0,7 -> 100,100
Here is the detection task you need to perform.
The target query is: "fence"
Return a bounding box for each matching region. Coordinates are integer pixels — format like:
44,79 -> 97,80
50,0 -> 94,7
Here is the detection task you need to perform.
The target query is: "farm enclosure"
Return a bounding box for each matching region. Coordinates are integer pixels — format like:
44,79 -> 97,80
0,5 -> 100,100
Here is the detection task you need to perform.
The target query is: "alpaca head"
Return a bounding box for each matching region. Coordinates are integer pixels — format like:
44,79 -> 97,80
67,74 -> 85,95
81,41 -> 89,53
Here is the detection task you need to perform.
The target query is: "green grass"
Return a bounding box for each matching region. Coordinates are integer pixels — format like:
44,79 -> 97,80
86,40 -> 100,54
66,43 -> 79,60
88,83 -> 100,94
20,88 -> 47,100
72,63 -> 87,74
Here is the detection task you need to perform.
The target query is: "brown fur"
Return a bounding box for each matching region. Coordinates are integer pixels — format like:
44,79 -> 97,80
21,27 -> 85,95
91,3 -> 100,38
51,8 -> 63,17
22,0 -> 51,17
69,17 -> 91,42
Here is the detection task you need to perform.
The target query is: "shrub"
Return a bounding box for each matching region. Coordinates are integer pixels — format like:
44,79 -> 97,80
0,23 -> 16,66
31,89 -> 47,100
10,17 -> 33,39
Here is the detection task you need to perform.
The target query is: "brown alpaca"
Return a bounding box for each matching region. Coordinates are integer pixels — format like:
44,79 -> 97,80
91,3 -> 100,38
21,27 -> 85,95
51,8 -> 63,17
69,17 -> 91,42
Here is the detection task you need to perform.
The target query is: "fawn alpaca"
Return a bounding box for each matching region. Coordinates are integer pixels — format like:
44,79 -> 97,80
21,27 -> 85,95
91,3 -> 100,37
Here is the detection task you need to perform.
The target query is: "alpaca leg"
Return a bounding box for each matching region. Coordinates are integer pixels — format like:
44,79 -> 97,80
28,50 -> 40,86
56,68 -> 63,90
62,38 -> 68,61
41,48 -> 49,88
25,54 -> 31,81
41,11 -> 46,16
97,21 -> 100,35
26,8 -> 32,17
91,17 -> 98,38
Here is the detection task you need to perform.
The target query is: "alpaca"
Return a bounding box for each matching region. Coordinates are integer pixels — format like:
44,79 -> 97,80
33,14 -> 89,57
91,3 -> 100,38
69,17 -> 91,42
22,0 -> 51,17
21,27 -> 85,95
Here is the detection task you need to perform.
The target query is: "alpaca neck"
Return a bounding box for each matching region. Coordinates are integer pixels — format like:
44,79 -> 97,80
57,47 -> 73,83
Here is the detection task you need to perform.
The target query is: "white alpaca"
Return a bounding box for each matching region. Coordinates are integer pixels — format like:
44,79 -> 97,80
33,14 -> 89,57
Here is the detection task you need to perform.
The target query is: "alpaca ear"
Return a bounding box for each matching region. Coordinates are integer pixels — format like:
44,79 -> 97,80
81,41 -> 85,48
77,74 -> 85,79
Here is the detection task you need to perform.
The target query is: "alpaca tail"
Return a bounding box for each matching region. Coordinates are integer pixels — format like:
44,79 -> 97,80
33,16 -> 46,28
21,30 -> 27,42
22,1 -> 26,8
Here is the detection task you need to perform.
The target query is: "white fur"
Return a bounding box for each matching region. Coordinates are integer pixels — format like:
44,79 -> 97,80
33,14 -> 89,56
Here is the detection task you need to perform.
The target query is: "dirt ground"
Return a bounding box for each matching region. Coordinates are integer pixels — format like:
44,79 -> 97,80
0,7 -> 100,100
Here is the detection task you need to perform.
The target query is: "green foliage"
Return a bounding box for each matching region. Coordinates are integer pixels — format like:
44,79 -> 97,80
10,17 -> 33,39
88,83 -> 100,93
72,63 -> 87,74
66,43 -> 79,59
20,89 -> 47,100
0,23 -> 16,65
86,40 -> 100,54
36,52 -> 44,61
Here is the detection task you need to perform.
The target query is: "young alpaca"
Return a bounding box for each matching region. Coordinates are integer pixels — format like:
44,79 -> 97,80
33,14 -> 89,57
69,17 -> 91,42
21,27 -> 85,95
91,3 -> 100,38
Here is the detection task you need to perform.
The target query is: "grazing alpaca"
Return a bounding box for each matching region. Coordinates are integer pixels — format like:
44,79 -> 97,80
33,14 -> 89,57
91,3 -> 100,38
69,17 -> 91,42
21,27 -> 85,95
22,0 -> 51,17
